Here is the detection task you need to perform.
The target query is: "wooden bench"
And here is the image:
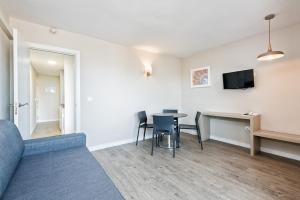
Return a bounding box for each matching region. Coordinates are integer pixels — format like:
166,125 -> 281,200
251,130 -> 300,156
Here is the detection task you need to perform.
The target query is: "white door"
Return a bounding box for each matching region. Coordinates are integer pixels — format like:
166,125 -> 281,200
59,70 -> 65,133
63,55 -> 75,133
13,29 -> 30,138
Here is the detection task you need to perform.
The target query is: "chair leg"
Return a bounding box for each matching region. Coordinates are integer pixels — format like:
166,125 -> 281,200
196,128 -> 200,143
172,133 -> 176,158
143,127 -> 146,141
197,128 -> 203,150
136,127 -> 140,146
176,129 -> 180,148
151,132 -> 155,156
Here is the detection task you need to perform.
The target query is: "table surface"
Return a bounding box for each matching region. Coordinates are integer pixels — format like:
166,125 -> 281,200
151,113 -> 188,118
201,111 -> 260,120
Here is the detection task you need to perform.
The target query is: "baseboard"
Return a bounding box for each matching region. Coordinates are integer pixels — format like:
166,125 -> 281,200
89,132 -> 300,161
88,135 -> 152,152
210,135 -> 300,161
37,119 -> 59,123
210,135 -> 250,148
260,147 -> 300,161
182,130 -> 197,135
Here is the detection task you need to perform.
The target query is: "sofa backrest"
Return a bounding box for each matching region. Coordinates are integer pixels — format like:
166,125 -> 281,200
0,120 -> 24,198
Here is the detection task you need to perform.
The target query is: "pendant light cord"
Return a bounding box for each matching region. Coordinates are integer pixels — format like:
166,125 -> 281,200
268,19 -> 272,51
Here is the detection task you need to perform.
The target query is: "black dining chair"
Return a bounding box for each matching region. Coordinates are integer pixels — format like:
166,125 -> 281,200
162,109 -> 179,142
136,111 -> 153,145
179,111 -> 203,150
152,115 -> 177,158
163,109 -> 178,123
162,109 -> 178,113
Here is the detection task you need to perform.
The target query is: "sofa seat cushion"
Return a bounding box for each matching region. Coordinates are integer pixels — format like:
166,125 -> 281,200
2,147 -> 123,200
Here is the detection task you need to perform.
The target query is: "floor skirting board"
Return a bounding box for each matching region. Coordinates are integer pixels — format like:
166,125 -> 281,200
210,135 -> 300,161
88,135 -> 152,152
88,132 -> 299,161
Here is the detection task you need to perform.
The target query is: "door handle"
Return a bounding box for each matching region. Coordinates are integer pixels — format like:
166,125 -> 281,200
18,103 -> 29,107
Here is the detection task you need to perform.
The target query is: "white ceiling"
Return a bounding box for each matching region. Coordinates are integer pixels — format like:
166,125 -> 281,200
30,50 -> 64,76
2,0 -> 300,57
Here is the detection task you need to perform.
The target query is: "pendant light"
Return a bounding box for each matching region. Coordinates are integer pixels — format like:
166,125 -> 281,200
257,14 -> 284,61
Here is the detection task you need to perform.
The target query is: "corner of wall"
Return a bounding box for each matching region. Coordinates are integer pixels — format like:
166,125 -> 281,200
0,7 -> 13,39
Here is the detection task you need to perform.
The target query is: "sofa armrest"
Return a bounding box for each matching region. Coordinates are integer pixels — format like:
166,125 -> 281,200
23,133 -> 86,157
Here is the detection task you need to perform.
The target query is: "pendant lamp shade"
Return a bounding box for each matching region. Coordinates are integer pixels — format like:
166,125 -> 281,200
257,14 -> 284,61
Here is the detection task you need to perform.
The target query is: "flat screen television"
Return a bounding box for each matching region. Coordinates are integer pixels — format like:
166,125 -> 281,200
223,69 -> 254,89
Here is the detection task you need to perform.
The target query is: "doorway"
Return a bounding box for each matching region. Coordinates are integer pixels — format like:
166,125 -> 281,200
12,29 -> 80,139
29,49 -> 79,138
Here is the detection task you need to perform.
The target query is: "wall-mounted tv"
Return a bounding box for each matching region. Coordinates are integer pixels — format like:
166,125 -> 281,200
223,69 -> 254,89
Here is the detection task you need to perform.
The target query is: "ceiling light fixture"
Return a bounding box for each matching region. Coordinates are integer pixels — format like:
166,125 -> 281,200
49,27 -> 57,34
144,64 -> 152,77
48,60 -> 57,65
257,14 -> 284,61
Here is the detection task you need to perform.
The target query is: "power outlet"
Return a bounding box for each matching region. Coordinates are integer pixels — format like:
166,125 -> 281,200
244,126 -> 250,132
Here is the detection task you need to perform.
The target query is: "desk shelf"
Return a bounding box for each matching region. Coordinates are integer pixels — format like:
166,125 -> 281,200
253,130 -> 300,144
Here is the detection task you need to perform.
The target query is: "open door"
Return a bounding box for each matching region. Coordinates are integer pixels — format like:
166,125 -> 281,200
12,28 -> 30,138
59,70 -> 65,133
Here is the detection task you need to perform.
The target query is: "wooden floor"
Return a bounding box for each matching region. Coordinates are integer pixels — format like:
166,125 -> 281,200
93,133 -> 300,200
31,121 -> 61,139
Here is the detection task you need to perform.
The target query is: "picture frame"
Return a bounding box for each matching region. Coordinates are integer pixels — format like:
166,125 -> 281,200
190,66 -> 211,88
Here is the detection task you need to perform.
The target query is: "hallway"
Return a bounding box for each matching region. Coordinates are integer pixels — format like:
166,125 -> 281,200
31,121 -> 61,139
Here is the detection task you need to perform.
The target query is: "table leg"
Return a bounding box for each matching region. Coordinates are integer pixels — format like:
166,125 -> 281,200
176,119 -> 180,148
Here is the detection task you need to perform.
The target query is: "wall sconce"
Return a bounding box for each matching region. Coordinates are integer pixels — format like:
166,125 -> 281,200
144,64 -> 152,77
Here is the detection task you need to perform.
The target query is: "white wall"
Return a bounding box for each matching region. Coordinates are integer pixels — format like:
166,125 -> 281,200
29,64 -> 37,133
0,6 -> 9,28
36,74 -> 60,122
0,26 -> 10,120
64,55 -> 75,133
10,18 -> 182,147
181,24 -> 300,159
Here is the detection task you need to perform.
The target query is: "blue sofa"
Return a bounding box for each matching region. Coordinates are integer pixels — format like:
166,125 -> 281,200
0,120 -> 124,200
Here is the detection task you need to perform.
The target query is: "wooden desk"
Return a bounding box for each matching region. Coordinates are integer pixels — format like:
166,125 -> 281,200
200,111 -> 261,155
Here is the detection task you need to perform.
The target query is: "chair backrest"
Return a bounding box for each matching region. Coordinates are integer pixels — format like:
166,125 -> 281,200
153,115 -> 174,134
162,109 -> 178,113
195,111 -> 201,128
0,120 -> 24,198
137,111 -> 147,124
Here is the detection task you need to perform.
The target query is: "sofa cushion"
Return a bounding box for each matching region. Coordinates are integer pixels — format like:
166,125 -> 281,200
0,120 -> 24,198
2,147 -> 124,200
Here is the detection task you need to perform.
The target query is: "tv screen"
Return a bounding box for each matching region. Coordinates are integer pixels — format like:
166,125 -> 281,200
223,69 -> 254,89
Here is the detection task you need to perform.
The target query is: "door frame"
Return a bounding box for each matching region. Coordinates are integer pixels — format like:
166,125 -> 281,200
12,29 -> 19,127
28,42 -> 81,132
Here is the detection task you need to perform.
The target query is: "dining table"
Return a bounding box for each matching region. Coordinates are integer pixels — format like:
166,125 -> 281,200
151,112 -> 188,148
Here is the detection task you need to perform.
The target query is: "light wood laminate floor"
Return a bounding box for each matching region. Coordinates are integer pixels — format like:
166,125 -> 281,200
93,133 -> 300,200
31,121 -> 61,139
